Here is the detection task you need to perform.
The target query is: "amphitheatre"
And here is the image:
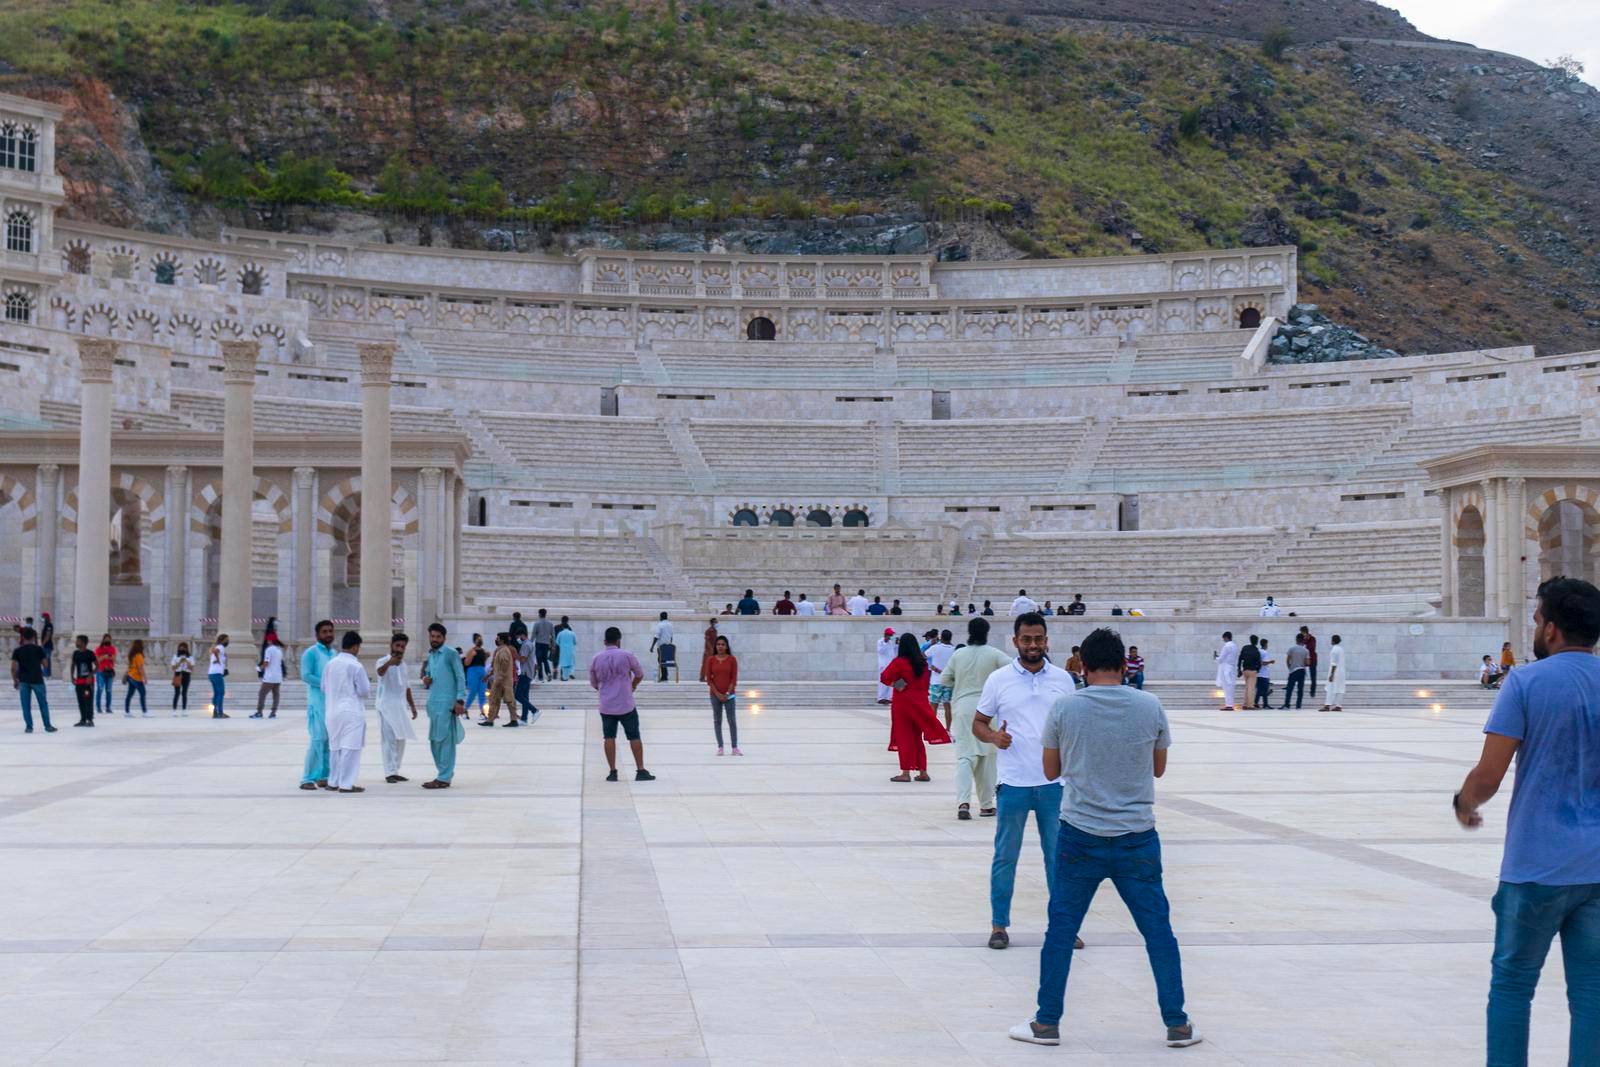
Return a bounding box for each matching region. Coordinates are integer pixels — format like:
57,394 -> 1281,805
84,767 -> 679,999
0,88 -> 1592,1063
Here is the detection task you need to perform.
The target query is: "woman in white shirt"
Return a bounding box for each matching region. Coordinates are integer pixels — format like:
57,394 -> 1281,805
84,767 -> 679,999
253,635 -> 284,718
170,643 -> 194,716
208,634 -> 230,719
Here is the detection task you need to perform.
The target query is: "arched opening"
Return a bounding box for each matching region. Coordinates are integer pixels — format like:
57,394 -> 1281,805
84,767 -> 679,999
476,497 -> 488,527
5,210 -> 33,254
1537,498 -> 1600,585
731,508 -> 759,527
1238,307 -> 1262,330
65,245 -> 90,275
154,260 -> 177,286
746,316 -> 776,341
107,488 -> 151,625
842,508 -> 869,528
805,508 -> 833,528
1455,505 -> 1485,616
203,489 -> 287,626
4,292 -> 32,324
769,508 -> 795,528
239,267 -> 265,296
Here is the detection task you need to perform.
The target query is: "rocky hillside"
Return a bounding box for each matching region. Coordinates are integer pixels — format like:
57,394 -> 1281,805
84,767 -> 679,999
1,0 -> 1596,357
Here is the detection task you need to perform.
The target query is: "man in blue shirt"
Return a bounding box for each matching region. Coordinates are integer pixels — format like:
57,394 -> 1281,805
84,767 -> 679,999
421,622 -> 468,789
736,589 -> 761,616
1454,575 -> 1600,1066
298,620 -> 336,790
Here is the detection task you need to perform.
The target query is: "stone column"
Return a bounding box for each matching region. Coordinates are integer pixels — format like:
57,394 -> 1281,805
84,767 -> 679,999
1438,488 -> 1454,617
36,463 -> 59,617
164,465 -> 189,634
1481,479 -> 1500,619
217,341 -> 259,666
441,470 -> 457,616
71,339 -> 116,638
358,342 -> 395,638
419,466 -> 442,625
1506,476 -> 1527,649
292,466 -> 316,640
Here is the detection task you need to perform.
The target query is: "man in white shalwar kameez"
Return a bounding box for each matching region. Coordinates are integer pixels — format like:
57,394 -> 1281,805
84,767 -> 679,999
876,628 -> 898,704
1215,630 -> 1239,711
375,633 -> 418,783
323,632 -> 372,793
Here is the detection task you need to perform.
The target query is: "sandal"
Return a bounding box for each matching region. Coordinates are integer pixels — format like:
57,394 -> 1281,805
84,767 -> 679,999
889,773 -> 912,782
298,782 -> 319,791
422,779 -> 450,789
337,787 -> 365,793
957,804 -> 972,821
914,774 -> 931,782
979,808 -> 997,817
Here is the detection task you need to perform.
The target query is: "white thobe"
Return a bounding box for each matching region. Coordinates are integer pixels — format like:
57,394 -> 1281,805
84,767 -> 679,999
1325,645 -> 1348,704
847,596 -> 869,616
323,652 -> 371,788
1215,640 -> 1239,706
876,637 -> 898,701
374,655 -> 417,777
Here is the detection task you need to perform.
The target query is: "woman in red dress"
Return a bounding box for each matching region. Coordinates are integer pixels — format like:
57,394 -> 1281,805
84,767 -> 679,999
880,632 -> 952,782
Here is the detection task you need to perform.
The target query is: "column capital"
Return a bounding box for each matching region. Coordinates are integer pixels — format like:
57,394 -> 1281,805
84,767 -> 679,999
357,341 -> 396,385
1506,476 -> 1526,491
165,463 -> 188,477
37,462 -> 59,478
219,340 -> 260,384
420,466 -> 442,487
293,465 -> 317,488
76,338 -> 117,384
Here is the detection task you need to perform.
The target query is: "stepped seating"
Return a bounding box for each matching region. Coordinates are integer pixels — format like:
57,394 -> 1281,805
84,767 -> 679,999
1238,521 -> 1442,602
689,419 -> 880,493
411,328 -> 642,382
308,331 -> 422,375
680,528 -> 950,611
655,340 -> 877,387
169,390 -> 467,443
476,412 -> 690,489
970,528 -> 1281,607
894,339 -> 1118,385
894,418 -> 1092,491
41,398 -> 186,432
1087,405 -> 1410,488
460,528 -> 677,605
1355,416 -> 1584,480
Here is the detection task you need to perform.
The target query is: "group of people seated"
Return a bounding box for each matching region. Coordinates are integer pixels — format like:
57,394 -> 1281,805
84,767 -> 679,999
718,586 -> 1143,618
1479,641 -> 1518,688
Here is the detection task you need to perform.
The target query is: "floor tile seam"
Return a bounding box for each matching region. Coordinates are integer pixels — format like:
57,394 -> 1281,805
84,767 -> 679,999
1159,794 -> 1493,900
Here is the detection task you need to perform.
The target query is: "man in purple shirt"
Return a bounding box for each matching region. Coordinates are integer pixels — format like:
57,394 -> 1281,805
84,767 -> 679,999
588,626 -> 655,782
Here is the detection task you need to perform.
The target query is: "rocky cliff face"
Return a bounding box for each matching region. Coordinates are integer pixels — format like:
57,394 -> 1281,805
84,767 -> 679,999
2,0 -> 1595,359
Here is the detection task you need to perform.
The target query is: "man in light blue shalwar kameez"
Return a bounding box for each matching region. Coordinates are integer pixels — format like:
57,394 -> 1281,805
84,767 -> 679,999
299,620 -> 336,790
421,622 -> 468,789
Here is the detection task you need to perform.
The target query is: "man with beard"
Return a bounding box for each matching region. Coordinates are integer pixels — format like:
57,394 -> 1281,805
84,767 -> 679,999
1452,576 -> 1600,1066
323,632 -> 372,793
298,620 -> 336,790
420,622 -> 469,789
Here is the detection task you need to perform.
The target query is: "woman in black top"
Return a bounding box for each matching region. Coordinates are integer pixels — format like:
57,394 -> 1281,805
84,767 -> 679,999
70,634 -> 97,726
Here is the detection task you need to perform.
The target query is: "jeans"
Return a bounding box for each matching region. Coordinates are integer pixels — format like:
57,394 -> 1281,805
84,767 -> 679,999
124,678 -> 147,714
1036,822 -> 1188,1029
1281,668 -> 1306,708
1124,671 -> 1144,690
657,643 -> 674,682
1254,677 -> 1272,708
710,694 -> 737,748
95,670 -> 114,714
209,673 -> 225,716
173,672 -> 190,709
514,675 -> 537,719
535,643 -> 552,680
464,665 -> 486,711
1487,880 -> 1600,1067
991,782 -> 1063,928
18,682 -> 52,730
1308,661 -> 1318,696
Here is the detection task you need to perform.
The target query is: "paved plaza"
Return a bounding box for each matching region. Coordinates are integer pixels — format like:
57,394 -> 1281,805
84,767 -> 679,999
0,678 -> 1570,1065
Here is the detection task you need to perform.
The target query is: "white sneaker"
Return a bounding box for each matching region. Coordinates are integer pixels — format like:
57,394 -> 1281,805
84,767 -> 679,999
1008,1020 -> 1060,1045
1166,1023 -> 1203,1048
716,747 -> 724,756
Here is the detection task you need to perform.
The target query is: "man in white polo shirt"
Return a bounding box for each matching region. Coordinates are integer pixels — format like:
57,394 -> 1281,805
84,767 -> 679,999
1009,589 -> 1038,616
973,611 -> 1081,951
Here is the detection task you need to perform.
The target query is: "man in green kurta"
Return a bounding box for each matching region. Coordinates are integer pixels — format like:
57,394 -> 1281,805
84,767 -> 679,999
420,622 -> 468,789
941,615 -> 1011,821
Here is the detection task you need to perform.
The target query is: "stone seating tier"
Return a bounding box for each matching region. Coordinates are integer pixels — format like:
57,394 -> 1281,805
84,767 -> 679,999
1355,415 -> 1583,480
688,419 -> 880,492
969,529 -> 1280,604
475,412 -> 691,489
893,419 -> 1092,490
1239,522 -> 1442,598
459,528 -> 675,603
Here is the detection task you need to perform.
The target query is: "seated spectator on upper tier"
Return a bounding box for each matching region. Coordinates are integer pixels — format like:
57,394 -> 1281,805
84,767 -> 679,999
774,591 -> 797,616
867,596 -> 889,616
1067,595 -> 1086,616
736,590 -> 761,615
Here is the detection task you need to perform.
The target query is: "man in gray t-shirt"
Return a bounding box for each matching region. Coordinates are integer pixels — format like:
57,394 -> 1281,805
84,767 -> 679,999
1010,627 -> 1198,1050
1281,634 -> 1310,710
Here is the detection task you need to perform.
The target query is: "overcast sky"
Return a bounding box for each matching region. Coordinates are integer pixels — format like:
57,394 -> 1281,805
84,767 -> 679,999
1386,0 -> 1599,86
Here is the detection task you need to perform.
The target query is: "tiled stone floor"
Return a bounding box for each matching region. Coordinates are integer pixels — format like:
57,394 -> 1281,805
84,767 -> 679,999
0,678 -> 1568,1065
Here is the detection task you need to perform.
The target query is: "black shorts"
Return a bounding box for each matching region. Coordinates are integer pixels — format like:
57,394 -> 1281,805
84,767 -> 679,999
600,709 -> 641,741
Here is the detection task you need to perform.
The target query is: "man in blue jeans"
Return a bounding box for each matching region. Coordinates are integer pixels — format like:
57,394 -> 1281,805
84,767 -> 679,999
972,612 -> 1081,952
10,625 -> 56,734
1010,626 -> 1200,1049
1453,575 -> 1600,1067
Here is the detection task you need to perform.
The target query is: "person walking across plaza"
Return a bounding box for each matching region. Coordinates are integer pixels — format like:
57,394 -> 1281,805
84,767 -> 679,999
1010,626 -> 1199,1048
10,625 -> 55,733
253,633 -> 283,718
927,628 -> 956,723
875,627 -> 897,705
589,626 -> 654,782
93,633 -> 116,717
1319,635 -> 1347,712
1281,634 -> 1309,709
299,620 -> 336,790
556,619 -> 578,680
462,634 -> 488,714
531,608 -> 555,681
123,639 -> 148,716
421,622 -> 468,789
323,631 -> 371,793
650,611 -> 675,682
881,632 -> 951,782
374,632 -> 418,783
1452,576 -> 1600,1067
943,616 -> 1009,821
972,612 -> 1078,951
481,632 -> 520,727
515,630 -> 540,724
1215,631 -> 1239,711
170,642 -> 193,715
705,634 -> 741,756
71,634 -> 96,726
207,634 -> 230,719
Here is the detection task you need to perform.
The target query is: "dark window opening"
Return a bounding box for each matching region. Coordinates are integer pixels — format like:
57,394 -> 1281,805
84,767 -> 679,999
746,316 -> 776,341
